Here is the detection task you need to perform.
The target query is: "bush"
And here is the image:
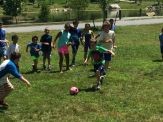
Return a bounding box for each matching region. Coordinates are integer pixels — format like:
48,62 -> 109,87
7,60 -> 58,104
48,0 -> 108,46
1,15 -> 13,24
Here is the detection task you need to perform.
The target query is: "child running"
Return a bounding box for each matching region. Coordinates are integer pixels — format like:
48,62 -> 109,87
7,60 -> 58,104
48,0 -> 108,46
40,27 -> 52,70
26,36 -> 41,72
53,23 -> 72,73
81,23 -> 94,61
96,21 -> 116,69
69,20 -> 82,66
84,38 -> 114,90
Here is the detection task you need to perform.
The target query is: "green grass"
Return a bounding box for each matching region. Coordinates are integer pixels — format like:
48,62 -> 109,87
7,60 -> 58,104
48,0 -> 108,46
0,24 -> 163,122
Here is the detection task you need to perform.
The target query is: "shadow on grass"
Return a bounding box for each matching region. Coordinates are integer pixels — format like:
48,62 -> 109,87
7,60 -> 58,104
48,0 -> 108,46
79,87 -> 97,92
152,59 -> 163,62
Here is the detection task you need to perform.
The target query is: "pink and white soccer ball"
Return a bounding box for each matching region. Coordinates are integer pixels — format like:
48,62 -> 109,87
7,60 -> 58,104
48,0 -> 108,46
70,86 -> 79,95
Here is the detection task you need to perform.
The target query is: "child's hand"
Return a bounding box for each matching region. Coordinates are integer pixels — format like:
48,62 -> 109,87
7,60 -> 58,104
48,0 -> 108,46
105,39 -> 112,43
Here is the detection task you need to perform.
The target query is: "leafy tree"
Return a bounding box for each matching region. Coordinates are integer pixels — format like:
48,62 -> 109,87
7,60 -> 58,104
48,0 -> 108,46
68,0 -> 89,19
28,0 -> 35,4
98,0 -> 115,22
38,2 -> 50,22
3,0 -> 22,23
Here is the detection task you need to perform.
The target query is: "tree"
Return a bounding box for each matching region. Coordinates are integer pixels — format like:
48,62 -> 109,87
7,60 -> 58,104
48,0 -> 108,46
98,0 -> 108,22
3,0 -> 22,23
98,0 -> 115,22
68,0 -> 89,19
38,2 -> 50,22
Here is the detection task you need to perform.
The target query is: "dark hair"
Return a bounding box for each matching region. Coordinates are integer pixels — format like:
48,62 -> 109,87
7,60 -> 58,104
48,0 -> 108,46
12,34 -> 19,41
10,52 -> 21,60
32,36 -> 38,41
73,19 -> 79,24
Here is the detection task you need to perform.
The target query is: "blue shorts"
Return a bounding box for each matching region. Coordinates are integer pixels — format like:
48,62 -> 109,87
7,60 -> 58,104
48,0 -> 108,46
160,46 -> 163,53
84,43 -> 90,52
0,47 -> 7,57
71,41 -> 80,53
104,53 -> 111,61
94,64 -> 106,76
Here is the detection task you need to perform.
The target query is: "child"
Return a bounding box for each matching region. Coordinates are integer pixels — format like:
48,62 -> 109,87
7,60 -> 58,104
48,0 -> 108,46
0,21 -> 7,62
7,34 -> 20,59
26,36 -> 41,71
0,52 -> 31,109
40,27 -> 52,70
96,21 -> 116,69
159,27 -> 163,60
69,20 -> 82,66
84,38 -> 114,90
7,34 -> 20,71
81,23 -> 94,61
109,19 -> 116,32
53,23 -> 71,73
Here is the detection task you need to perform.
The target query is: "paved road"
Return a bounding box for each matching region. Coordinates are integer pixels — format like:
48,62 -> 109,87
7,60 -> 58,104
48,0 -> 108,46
5,17 -> 163,33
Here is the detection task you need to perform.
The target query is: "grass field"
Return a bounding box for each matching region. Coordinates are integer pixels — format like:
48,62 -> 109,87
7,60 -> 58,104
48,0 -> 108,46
0,23 -> 163,122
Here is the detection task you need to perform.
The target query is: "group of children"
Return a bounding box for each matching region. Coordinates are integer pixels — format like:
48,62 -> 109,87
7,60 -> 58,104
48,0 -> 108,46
0,19 -> 117,91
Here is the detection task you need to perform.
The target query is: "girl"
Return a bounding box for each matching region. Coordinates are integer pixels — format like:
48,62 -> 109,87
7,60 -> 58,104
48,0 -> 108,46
53,23 -> 72,73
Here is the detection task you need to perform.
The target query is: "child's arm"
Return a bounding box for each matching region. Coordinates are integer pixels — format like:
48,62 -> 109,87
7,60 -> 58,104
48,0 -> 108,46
26,44 -> 29,52
53,31 -> 61,48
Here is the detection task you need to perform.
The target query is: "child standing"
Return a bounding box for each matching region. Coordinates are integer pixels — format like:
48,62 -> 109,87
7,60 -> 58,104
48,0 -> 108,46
69,20 -> 82,66
0,21 -> 7,62
26,36 -> 41,71
81,23 -> 94,61
96,21 -> 115,69
53,23 -> 71,73
84,39 -> 114,90
40,27 -> 52,70
159,27 -> 163,60
7,34 -> 20,59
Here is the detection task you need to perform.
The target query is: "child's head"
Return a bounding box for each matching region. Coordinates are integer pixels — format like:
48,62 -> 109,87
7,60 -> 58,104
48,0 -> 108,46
11,34 -> 19,44
109,19 -> 114,24
102,21 -> 110,32
73,20 -> 79,28
84,23 -> 91,31
64,23 -> 71,31
44,27 -> 50,34
161,28 -> 163,33
32,36 -> 38,43
90,38 -> 97,49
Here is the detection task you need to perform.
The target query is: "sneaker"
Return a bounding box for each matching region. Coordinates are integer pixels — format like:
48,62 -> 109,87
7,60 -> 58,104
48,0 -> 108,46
0,101 -> 8,109
100,76 -> 105,85
96,84 -> 101,90
43,65 -> 46,70
47,65 -> 51,70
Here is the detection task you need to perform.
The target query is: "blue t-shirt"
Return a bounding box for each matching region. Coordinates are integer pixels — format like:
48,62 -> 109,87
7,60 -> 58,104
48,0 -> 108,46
159,33 -> 163,46
0,28 -> 6,47
40,34 -> 52,52
27,42 -> 41,57
0,60 -> 21,79
69,27 -> 81,42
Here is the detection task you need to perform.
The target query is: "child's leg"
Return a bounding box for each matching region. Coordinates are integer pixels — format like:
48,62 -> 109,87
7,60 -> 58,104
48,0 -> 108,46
33,59 -> 38,70
59,53 -> 64,73
71,43 -> 79,66
65,53 -> 70,70
47,52 -> 51,69
43,53 -> 46,69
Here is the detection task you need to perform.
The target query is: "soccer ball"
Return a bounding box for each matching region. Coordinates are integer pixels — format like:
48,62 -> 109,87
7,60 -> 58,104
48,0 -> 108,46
70,86 -> 79,95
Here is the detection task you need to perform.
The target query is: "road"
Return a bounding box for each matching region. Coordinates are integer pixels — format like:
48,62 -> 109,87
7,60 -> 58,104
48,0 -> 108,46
5,17 -> 163,33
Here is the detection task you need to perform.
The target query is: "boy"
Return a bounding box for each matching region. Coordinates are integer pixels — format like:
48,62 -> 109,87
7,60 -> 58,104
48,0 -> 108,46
84,38 -> 114,90
26,36 -> 41,71
69,20 -> 82,66
0,52 -> 31,109
0,21 -> 7,62
40,27 -> 52,70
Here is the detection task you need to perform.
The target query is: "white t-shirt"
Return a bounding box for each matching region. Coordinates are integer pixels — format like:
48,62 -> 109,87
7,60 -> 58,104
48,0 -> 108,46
97,30 -> 115,50
7,43 -> 20,58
